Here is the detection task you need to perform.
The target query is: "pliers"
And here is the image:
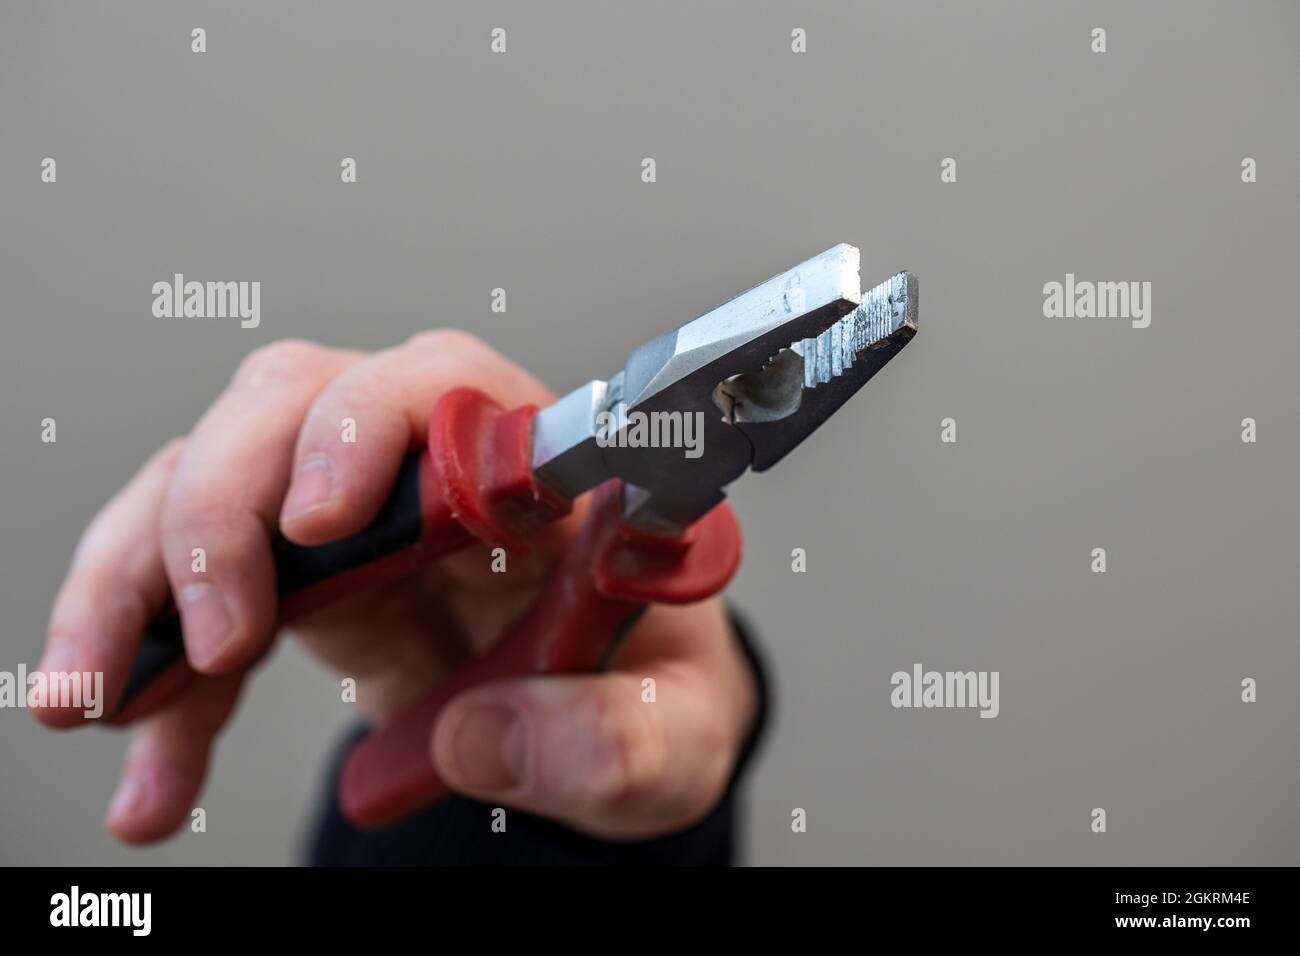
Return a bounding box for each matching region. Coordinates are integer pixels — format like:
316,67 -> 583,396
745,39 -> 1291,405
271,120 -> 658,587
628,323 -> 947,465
113,243 -> 918,827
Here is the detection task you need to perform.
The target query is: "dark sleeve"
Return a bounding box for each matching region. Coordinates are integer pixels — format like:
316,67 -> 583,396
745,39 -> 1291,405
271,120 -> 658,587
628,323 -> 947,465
303,607 -> 770,866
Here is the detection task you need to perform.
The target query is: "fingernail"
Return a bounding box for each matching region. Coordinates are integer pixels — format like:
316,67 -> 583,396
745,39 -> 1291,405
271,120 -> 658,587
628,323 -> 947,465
448,703 -> 528,791
178,583 -> 235,669
281,455 -> 334,522
105,772 -> 149,827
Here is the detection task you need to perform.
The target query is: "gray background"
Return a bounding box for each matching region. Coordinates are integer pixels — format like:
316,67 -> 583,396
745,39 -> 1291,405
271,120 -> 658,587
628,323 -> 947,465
1,0 -> 1297,866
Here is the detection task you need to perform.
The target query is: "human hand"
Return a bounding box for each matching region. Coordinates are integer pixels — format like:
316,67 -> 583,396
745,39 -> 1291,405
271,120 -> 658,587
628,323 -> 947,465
33,332 -> 757,843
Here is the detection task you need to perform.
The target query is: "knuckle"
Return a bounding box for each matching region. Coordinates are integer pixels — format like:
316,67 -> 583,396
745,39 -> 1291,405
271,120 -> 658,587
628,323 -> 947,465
156,482 -> 200,538
74,438 -> 187,565
53,577 -> 149,642
673,686 -> 742,822
157,498 -> 261,568
232,339 -> 325,389
679,741 -> 733,825
405,328 -> 484,355
72,518 -> 127,571
150,436 -> 188,473
313,376 -> 379,422
641,744 -> 730,834
586,691 -> 666,813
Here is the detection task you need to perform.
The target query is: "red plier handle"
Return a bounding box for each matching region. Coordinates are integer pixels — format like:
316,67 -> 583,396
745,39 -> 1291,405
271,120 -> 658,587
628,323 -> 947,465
114,388 -> 741,827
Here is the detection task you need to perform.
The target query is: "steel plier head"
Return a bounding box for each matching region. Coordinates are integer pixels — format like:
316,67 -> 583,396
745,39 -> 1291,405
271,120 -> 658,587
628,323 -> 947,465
532,244 -> 918,531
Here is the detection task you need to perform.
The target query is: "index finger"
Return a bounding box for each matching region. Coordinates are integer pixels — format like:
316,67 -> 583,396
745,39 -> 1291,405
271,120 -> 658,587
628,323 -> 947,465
279,329 -> 558,549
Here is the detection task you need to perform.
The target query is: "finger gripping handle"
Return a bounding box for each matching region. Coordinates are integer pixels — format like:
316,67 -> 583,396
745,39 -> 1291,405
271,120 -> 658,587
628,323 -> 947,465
337,481 -> 742,828
112,389 -> 565,724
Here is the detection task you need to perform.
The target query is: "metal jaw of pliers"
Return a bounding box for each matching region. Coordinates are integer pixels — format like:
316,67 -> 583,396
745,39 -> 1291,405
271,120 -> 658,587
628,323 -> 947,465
112,244 -> 917,826
533,243 -> 917,531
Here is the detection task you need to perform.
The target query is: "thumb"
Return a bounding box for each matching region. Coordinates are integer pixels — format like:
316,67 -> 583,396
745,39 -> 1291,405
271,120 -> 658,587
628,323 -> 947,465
430,669 -> 742,840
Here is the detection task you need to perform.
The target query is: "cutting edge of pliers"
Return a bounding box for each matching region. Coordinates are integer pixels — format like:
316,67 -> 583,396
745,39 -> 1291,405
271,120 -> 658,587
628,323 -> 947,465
531,243 -> 917,531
